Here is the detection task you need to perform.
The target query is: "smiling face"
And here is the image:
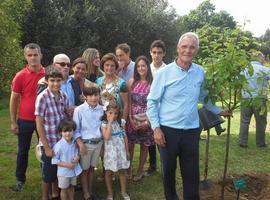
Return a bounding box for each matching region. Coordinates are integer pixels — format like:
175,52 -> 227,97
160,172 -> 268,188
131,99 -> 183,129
115,49 -> 130,68
73,62 -> 87,80
93,52 -> 101,67
136,59 -> 148,78
61,130 -> 74,142
47,77 -> 62,94
24,48 -> 42,68
103,60 -> 117,76
54,56 -> 71,80
177,36 -> 198,68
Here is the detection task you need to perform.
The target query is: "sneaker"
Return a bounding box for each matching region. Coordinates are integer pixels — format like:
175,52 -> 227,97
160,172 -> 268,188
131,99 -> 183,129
10,181 -> 24,192
144,167 -> 156,177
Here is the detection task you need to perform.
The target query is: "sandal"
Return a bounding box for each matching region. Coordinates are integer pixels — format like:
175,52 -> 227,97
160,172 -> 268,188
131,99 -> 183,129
106,196 -> 113,200
133,173 -> 144,182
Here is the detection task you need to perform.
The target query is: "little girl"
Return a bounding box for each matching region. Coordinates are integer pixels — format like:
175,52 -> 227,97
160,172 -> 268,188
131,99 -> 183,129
52,119 -> 82,200
101,102 -> 130,200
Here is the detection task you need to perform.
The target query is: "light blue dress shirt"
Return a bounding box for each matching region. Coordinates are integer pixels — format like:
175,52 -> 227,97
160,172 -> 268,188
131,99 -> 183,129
73,102 -> 103,140
118,60 -> 135,82
241,61 -> 270,99
52,138 -> 82,177
147,61 -> 222,130
61,76 -> 75,106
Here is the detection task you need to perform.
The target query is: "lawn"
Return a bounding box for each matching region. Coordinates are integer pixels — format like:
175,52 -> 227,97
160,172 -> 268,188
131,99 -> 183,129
0,95 -> 269,200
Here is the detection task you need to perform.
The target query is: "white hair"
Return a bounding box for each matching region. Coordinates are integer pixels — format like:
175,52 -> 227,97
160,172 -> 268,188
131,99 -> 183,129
53,53 -> 70,63
178,32 -> 199,49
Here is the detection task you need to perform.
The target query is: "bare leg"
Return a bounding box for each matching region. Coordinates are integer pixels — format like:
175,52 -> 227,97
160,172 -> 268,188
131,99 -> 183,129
127,143 -> 135,178
81,170 -> 90,199
41,181 -> 50,200
51,181 -> 59,198
105,170 -> 113,198
133,145 -> 148,181
67,186 -> 75,200
60,188 -> 68,200
88,167 -> 95,196
119,169 -> 128,195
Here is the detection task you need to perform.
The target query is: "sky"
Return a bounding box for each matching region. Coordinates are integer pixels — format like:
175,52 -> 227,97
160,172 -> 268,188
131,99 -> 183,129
168,0 -> 270,37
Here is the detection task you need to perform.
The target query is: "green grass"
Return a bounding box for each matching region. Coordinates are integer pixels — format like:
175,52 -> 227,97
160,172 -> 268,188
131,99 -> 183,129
0,97 -> 269,200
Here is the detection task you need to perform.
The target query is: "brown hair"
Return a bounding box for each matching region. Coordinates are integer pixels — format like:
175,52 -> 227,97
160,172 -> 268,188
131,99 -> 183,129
132,56 -> 153,89
100,53 -> 119,71
115,43 -> 131,55
83,85 -> 100,96
101,102 -> 121,124
72,57 -> 87,69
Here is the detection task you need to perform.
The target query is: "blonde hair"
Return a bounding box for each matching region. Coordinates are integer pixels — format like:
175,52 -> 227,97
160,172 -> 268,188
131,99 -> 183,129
82,48 -> 100,77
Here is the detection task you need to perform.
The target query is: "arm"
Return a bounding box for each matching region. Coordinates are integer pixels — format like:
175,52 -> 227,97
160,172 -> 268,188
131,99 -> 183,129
124,135 -> 130,160
127,79 -> 138,129
36,116 -> 54,157
73,107 -> 86,155
101,122 -> 113,140
9,92 -> 20,135
121,91 -> 129,121
146,72 -> 166,146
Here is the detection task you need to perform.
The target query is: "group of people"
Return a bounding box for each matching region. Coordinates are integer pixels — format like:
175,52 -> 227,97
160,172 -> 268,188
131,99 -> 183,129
9,31 -> 268,200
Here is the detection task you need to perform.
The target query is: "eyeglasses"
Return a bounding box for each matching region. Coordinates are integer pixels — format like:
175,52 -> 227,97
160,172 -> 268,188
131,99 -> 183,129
55,62 -> 71,67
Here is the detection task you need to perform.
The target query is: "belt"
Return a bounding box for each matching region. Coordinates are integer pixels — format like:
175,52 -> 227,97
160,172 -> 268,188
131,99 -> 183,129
82,138 -> 103,144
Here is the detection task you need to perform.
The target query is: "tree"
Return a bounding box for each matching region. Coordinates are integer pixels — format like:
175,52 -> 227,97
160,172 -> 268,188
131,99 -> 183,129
176,0 -> 236,33
22,0 -> 179,65
259,29 -> 270,59
197,25 -> 257,199
0,0 -> 31,93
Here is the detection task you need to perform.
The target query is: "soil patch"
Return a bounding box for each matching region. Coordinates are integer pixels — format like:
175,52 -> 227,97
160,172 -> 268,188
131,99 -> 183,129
200,173 -> 270,200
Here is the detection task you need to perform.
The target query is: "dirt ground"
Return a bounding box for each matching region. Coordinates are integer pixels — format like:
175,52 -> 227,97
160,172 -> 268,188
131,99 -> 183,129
199,173 -> 270,200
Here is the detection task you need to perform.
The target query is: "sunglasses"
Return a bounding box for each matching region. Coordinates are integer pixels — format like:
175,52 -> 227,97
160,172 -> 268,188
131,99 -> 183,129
56,62 -> 71,67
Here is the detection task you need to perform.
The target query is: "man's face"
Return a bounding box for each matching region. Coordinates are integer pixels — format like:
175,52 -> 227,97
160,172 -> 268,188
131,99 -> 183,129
177,37 -> 198,65
150,47 -> 165,64
47,77 -> 62,94
115,49 -> 130,68
24,48 -> 42,68
54,57 -> 71,79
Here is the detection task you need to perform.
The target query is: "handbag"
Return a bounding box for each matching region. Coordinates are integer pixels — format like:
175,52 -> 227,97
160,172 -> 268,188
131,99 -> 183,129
133,113 -> 148,126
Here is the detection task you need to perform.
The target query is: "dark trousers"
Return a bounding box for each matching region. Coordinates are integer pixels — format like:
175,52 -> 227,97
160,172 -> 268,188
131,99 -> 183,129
16,119 -> 37,182
159,126 -> 200,200
148,144 -> 156,169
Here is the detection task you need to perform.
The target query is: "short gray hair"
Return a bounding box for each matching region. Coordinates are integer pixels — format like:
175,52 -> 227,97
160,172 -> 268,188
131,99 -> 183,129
24,43 -> 42,54
178,32 -> 199,49
53,54 -> 70,63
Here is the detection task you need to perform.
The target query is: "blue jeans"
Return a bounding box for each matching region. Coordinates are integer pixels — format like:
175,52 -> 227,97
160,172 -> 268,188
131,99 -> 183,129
159,126 -> 200,200
16,119 -> 37,182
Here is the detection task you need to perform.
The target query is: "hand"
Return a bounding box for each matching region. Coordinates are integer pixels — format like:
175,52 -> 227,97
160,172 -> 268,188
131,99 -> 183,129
107,112 -> 115,123
44,147 -> 54,157
10,122 -> 19,135
137,121 -> 149,131
72,155 -> 80,163
66,162 -> 76,169
154,127 -> 166,147
66,106 -> 76,116
78,143 -> 87,156
219,110 -> 233,118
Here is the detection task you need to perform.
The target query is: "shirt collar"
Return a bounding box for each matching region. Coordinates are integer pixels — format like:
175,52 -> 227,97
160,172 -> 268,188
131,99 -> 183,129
174,60 -> 194,72
83,101 -> 100,110
26,65 -> 44,74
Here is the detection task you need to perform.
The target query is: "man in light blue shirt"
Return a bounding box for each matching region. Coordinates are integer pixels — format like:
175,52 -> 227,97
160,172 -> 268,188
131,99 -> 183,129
239,52 -> 270,148
147,32 -> 230,200
115,43 -> 135,82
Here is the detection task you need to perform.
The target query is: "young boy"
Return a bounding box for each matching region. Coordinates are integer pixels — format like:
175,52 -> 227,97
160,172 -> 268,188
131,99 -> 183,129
73,85 -> 104,200
35,65 -> 69,200
52,119 -> 82,200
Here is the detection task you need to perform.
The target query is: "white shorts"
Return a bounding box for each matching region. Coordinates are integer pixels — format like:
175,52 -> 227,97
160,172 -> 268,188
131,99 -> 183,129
58,176 -> 77,189
80,141 -> 103,170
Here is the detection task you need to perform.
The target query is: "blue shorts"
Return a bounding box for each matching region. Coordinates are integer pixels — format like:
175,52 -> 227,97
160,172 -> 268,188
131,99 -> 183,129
40,147 -> 57,183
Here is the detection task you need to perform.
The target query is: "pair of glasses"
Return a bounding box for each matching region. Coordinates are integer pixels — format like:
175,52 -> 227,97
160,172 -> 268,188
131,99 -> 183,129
56,62 -> 71,67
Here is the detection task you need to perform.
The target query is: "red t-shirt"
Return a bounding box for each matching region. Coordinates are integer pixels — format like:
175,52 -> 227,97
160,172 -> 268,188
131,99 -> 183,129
11,65 -> 45,121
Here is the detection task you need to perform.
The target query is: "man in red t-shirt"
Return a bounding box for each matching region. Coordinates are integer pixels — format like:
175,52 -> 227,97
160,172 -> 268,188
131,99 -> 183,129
10,43 -> 45,192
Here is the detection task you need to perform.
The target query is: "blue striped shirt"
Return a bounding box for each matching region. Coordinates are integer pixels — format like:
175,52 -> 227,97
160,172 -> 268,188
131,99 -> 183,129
147,61 -> 222,130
